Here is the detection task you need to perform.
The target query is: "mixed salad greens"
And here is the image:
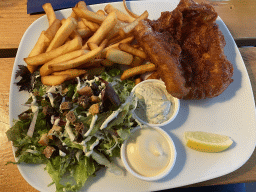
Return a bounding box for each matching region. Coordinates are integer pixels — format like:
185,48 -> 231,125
6,65 -> 137,192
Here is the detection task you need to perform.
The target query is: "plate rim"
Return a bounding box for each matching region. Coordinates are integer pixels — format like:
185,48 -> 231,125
9,1 -> 256,191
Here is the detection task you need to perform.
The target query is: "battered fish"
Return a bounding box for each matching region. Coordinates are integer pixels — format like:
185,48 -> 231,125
133,0 -> 234,100
133,20 -> 190,99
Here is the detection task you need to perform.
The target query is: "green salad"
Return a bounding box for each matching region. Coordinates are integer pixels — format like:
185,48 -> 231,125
6,65 -> 137,192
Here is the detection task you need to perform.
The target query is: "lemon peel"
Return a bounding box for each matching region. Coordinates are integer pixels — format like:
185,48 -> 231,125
184,131 -> 233,153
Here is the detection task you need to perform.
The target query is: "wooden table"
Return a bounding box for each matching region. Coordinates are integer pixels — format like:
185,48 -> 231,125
0,0 -> 256,191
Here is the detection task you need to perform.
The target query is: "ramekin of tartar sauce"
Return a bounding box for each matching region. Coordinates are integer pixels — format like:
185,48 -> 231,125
121,126 -> 176,181
131,79 -> 180,127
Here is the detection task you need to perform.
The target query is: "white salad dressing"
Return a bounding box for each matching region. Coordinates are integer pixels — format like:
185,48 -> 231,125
100,108 -> 122,130
125,127 -> 172,177
59,150 -> 66,157
47,92 -> 55,107
106,135 -> 118,154
47,85 -> 62,94
85,133 -> 105,157
82,136 -> 92,153
84,115 -> 98,137
54,118 -> 60,126
85,138 -> 101,157
134,82 -> 172,124
31,94 -> 39,113
65,119 -> 75,141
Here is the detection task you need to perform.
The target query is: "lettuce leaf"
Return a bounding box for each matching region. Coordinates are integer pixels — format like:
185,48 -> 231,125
45,156 -> 65,192
72,156 -> 95,191
45,155 -> 96,192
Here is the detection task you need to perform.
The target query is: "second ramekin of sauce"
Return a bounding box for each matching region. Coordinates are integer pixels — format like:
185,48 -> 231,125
121,126 -> 177,181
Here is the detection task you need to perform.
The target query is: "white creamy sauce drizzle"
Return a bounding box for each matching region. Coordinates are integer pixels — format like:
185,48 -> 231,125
47,93 -> 54,107
84,115 -> 98,137
74,76 -> 100,99
54,118 -> 60,126
85,138 -> 100,157
65,119 -> 75,141
31,94 -> 39,113
100,108 -> 121,130
134,82 -> 172,124
75,150 -> 83,161
100,92 -> 135,130
82,136 -> 93,153
106,135 -> 118,154
51,115 -> 55,125
43,85 -> 63,108
85,134 -> 104,157
59,150 -> 66,157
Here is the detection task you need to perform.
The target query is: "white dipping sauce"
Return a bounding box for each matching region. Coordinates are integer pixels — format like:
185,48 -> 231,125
134,82 -> 172,124
125,127 -> 172,177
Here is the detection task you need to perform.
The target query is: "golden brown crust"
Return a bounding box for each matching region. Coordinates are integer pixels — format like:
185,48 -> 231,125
133,0 -> 233,100
133,20 -> 190,99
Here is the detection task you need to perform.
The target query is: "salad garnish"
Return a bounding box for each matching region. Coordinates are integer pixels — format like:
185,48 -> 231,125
7,66 -> 137,192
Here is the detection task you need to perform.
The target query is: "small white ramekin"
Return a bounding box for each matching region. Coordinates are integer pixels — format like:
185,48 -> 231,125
121,126 -> 177,181
131,79 -> 180,127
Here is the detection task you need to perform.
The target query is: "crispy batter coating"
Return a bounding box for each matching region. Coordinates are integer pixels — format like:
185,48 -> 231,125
134,0 -> 233,99
134,20 -> 190,99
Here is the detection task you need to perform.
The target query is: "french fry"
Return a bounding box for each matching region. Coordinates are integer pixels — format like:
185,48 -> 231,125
61,18 -> 66,25
96,10 -> 106,16
99,39 -> 108,48
77,20 -> 87,29
106,48 -> 133,65
27,31 -> 51,73
106,34 -> 130,46
105,20 -> 128,40
52,69 -> 87,80
69,30 -> 82,41
41,75 -> 70,86
119,43 -> 147,59
77,1 -> 88,10
76,0 -> 100,32
104,4 -> 135,23
49,46 -> 104,71
101,59 -> 114,67
81,18 -> 100,32
135,77 -> 142,85
70,3 -> 79,20
72,7 -> 106,24
42,3 -> 56,26
24,36 -> 82,66
70,11 -> 78,20
123,0 -> 139,18
46,17 -> 78,52
44,19 -> 62,41
77,59 -> 103,69
119,10 -> 148,37
28,31 -> 50,57
83,12 -> 118,49
102,36 -> 134,57
130,56 -> 144,67
120,62 -> 156,80
106,35 -> 123,46
40,49 -> 89,76
77,28 -> 92,38
88,42 -> 99,50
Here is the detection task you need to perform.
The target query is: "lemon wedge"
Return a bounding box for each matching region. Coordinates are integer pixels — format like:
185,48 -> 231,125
184,131 -> 233,152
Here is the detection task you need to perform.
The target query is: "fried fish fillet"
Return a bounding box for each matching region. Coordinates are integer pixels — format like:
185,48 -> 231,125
133,20 -> 190,99
133,0 -> 233,100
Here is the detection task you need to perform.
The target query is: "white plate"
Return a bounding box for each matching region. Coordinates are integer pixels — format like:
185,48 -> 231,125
9,1 -> 256,192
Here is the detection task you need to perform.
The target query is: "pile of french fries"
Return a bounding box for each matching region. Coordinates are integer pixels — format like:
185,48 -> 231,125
24,1 -> 157,86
